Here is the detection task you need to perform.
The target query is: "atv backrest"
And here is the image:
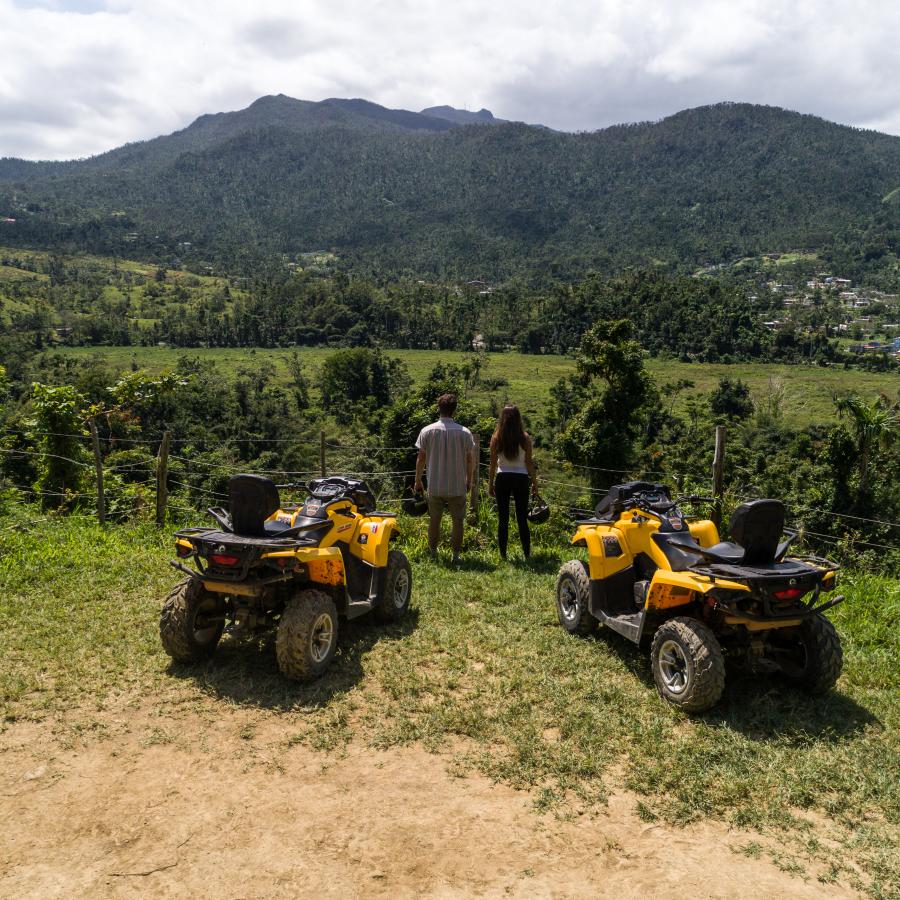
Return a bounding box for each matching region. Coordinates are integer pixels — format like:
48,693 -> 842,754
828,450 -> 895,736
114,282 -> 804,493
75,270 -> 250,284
729,499 -> 785,564
229,474 -> 281,537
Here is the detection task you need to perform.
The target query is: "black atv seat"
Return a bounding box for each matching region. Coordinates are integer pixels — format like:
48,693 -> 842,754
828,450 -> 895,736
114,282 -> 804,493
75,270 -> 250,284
655,499 -> 787,569
263,517 -> 333,544
229,474 -> 281,537
715,499 -> 785,565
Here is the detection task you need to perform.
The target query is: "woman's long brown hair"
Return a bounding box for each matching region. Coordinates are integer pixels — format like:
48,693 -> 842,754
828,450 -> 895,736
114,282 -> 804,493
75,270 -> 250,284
491,404 -> 527,459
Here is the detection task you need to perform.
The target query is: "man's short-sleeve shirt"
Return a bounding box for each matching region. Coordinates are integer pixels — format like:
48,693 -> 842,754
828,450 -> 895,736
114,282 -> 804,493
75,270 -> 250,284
415,417 -> 475,498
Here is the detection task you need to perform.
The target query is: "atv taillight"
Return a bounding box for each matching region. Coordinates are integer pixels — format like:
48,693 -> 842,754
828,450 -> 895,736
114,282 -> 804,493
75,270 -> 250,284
176,543 -> 192,558
774,587 -> 804,600
209,553 -> 240,567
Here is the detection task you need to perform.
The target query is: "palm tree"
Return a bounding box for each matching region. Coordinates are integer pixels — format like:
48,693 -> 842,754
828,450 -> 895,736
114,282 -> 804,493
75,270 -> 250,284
835,393 -> 898,495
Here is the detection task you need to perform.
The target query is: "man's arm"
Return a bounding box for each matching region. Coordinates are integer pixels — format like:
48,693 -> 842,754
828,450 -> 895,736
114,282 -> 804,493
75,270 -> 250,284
466,438 -> 476,493
414,449 -> 426,494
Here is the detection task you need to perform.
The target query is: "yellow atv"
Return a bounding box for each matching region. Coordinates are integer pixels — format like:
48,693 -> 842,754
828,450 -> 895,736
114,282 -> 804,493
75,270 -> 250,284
161,474 -> 411,680
556,481 -> 842,712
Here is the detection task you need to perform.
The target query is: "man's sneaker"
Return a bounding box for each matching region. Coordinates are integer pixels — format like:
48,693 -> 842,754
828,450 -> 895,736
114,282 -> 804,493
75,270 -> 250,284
451,554 -> 462,566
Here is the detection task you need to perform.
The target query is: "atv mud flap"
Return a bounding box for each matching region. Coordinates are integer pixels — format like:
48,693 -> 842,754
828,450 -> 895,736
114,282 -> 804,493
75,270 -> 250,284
594,608 -> 647,644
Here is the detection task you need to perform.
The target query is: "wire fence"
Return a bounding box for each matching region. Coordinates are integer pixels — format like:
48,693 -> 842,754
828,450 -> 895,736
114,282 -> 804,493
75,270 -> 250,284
1,426 -> 897,555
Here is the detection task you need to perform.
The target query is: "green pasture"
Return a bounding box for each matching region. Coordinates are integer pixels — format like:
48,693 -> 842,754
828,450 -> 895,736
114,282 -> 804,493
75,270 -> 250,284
54,345 -> 899,428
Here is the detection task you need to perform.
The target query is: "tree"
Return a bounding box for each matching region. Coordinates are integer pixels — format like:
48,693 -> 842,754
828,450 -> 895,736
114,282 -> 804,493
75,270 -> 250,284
552,319 -> 657,487
28,382 -> 89,507
286,352 -> 310,411
710,377 -> 754,420
835,393 -> 898,496
319,348 -> 409,424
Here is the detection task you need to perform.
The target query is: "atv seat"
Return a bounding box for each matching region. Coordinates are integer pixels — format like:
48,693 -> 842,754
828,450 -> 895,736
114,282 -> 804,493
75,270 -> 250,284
229,474 -> 281,537
666,499 -> 788,567
717,499 -> 785,564
658,499 -> 788,569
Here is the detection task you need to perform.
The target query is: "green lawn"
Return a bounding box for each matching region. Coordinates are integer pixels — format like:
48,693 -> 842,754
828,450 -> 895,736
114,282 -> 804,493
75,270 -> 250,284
55,345 -> 899,428
0,505 -> 897,896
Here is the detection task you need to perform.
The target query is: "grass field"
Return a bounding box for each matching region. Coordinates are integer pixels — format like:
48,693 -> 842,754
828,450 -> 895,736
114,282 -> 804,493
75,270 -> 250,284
53,345 -> 899,428
0,504 -> 897,896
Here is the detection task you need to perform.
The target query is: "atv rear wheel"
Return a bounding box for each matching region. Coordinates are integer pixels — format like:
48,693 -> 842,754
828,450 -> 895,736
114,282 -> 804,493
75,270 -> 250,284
651,617 -> 725,712
556,560 -> 597,636
771,613 -> 843,694
276,590 -> 338,681
374,550 -> 412,623
159,578 -> 224,663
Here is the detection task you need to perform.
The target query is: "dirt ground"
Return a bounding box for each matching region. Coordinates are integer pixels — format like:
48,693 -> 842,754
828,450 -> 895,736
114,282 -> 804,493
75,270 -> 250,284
0,703 -> 853,899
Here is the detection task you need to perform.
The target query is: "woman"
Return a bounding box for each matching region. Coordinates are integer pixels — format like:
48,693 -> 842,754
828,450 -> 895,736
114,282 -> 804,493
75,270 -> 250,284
488,404 -> 537,560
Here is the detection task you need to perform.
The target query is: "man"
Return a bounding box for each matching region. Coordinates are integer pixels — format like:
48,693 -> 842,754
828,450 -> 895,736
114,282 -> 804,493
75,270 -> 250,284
414,393 -> 476,564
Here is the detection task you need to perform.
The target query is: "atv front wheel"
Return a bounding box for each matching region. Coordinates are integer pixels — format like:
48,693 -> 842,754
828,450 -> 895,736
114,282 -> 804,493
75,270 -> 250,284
771,613 -> 843,694
159,578 -> 224,663
556,560 -> 597,636
374,550 -> 412,623
276,590 -> 338,681
651,617 -> 725,712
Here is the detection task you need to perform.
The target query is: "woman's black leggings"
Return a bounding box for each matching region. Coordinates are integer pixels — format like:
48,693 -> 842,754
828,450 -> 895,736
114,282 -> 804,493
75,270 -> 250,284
495,472 -> 531,558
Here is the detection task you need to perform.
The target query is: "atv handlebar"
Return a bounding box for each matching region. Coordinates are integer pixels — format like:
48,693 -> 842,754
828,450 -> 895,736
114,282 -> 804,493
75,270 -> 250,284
620,493 -> 715,518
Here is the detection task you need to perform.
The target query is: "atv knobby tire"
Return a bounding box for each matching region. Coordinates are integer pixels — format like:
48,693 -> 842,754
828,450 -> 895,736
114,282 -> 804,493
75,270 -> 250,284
556,560 -> 598,636
159,577 -> 224,663
374,549 -> 412,623
651,617 -> 725,712
778,613 -> 843,694
276,590 -> 338,681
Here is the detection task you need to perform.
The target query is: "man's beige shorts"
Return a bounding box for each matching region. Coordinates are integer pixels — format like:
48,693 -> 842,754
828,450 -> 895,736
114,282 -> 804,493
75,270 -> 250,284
427,494 -> 467,524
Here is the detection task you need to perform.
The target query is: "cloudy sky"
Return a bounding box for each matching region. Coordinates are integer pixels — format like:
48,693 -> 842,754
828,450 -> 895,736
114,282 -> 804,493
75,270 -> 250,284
1,0 -> 899,159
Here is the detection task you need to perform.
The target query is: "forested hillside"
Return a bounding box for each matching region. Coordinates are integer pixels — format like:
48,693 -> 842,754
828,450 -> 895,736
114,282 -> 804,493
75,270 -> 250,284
2,98 -> 900,282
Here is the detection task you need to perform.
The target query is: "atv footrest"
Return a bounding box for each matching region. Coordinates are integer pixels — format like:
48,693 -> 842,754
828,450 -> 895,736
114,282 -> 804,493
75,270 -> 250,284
597,610 -> 646,644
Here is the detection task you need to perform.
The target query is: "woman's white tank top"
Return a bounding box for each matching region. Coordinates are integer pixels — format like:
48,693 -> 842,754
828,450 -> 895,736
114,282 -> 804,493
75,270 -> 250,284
497,443 -> 528,474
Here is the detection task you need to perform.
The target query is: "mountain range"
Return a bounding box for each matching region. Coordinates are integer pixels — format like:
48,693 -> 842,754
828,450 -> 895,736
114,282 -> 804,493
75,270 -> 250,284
1,95 -> 899,281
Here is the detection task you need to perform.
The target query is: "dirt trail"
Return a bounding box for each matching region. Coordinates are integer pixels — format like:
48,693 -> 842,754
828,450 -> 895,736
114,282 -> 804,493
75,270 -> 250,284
0,706 -> 851,899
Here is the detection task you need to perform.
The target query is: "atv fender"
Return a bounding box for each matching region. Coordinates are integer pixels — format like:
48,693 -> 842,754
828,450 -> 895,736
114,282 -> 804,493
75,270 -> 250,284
262,546 -> 346,586
572,524 -> 632,581
645,570 -> 750,611
687,519 -> 720,547
350,516 -> 399,568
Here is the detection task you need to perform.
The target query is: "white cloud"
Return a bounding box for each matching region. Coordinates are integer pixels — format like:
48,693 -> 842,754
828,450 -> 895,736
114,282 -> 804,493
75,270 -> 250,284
0,0 -> 898,159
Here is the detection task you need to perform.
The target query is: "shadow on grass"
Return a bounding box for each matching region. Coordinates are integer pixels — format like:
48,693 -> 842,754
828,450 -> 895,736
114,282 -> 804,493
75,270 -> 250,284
509,550 -> 562,575
589,626 -> 878,743
166,608 -> 420,711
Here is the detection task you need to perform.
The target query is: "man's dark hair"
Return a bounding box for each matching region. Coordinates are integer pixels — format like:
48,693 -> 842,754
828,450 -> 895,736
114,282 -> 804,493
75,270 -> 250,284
437,393 -> 458,417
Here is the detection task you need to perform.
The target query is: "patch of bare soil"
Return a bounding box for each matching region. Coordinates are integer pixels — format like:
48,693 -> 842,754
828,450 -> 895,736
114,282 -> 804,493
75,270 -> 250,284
0,704 -> 852,899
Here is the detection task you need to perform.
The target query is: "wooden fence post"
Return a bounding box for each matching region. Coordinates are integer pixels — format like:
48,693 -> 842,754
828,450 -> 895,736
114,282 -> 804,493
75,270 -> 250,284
469,434 -> 481,519
156,430 -> 170,528
319,430 -> 326,477
712,425 -> 726,531
89,419 -> 105,526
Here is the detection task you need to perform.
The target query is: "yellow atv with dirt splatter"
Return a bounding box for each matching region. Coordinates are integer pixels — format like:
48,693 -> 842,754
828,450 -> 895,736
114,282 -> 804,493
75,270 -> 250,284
556,482 -> 842,712
161,475 -> 411,680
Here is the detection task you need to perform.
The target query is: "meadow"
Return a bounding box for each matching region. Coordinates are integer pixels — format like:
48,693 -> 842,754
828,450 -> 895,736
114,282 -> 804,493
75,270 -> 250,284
56,345 -> 898,428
